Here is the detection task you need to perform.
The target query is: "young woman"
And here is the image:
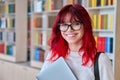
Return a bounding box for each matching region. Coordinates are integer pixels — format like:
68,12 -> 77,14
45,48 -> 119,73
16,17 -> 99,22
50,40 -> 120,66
40,4 -> 114,80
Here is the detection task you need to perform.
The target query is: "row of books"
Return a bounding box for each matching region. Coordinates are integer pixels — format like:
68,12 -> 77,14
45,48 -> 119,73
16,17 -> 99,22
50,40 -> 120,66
32,17 -> 42,28
0,17 -> 15,28
0,43 -> 15,56
28,0 -> 87,13
0,43 -> 4,53
31,0 -> 87,12
0,4 -> 4,14
32,15 -> 56,28
0,32 -> 5,42
6,44 -> 15,56
5,3 -> 15,14
33,32 -> 42,46
89,0 -> 115,7
32,0 -> 63,12
0,32 -> 15,43
34,48 -> 45,62
48,15 -> 56,28
0,3 -> 15,14
67,0 -> 87,7
91,14 -> 113,30
95,36 -> 113,53
33,31 -> 51,46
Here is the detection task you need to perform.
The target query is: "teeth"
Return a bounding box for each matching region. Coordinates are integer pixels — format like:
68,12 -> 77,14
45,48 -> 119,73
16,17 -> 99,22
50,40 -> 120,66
67,34 -> 75,37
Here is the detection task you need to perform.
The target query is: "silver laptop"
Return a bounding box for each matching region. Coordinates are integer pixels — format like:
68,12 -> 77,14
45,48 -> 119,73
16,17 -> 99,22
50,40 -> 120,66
36,57 -> 77,80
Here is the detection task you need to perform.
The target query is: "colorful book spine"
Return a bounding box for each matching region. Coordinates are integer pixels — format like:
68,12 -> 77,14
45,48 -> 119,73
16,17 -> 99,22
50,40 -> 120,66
0,43 -> 5,53
105,37 -> 113,53
1,17 -> 6,28
9,4 -> 15,13
0,4 -> 5,14
40,33 -> 42,45
101,37 -> 106,52
6,45 -> 13,56
97,0 -> 101,6
34,48 -> 40,61
34,0 -> 44,12
92,14 -> 110,30
6,32 -> 15,43
0,19 -> 1,28
93,14 -> 97,29
109,14 -> 113,30
98,14 -> 102,29
103,14 -> 108,29
95,36 -> 113,53
0,32 -> 2,41
34,48 -> 45,62
34,32 -> 39,45
7,17 -> 15,28
53,0 -> 63,10
5,3 -> 9,14
39,49 -> 45,62
33,18 -> 42,28
89,0 -> 115,7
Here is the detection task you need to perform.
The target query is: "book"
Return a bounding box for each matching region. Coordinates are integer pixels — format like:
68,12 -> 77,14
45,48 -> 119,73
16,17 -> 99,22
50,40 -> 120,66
33,17 -> 42,28
105,37 -> 113,53
0,43 -> 5,53
34,48 -> 45,62
6,45 -> 13,56
36,57 -> 77,80
109,14 -> 113,30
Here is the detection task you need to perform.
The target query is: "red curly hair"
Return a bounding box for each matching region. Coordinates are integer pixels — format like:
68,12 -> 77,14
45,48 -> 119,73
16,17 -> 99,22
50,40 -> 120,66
48,4 -> 97,66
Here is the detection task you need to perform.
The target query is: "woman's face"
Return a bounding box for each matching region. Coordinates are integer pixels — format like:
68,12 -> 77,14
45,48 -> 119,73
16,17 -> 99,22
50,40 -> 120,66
60,14 -> 84,46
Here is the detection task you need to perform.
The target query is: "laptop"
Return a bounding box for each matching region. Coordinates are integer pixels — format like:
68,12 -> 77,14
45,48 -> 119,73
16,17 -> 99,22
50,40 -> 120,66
36,57 -> 77,80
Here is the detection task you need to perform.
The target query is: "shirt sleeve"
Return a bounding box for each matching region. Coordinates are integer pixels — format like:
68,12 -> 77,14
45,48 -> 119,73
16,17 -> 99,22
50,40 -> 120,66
99,53 -> 114,80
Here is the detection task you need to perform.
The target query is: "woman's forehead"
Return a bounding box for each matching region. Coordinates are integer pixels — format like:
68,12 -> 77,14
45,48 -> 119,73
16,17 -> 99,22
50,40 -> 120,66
62,13 -> 78,23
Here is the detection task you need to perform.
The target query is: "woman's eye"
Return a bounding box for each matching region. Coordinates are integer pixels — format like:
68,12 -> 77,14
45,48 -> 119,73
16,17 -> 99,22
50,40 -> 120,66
62,24 -> 68,26
74,22 -> 80,25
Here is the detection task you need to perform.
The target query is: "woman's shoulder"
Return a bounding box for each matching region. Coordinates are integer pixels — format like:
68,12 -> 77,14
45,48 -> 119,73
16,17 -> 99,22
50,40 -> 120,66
98,53 -> 112,65
98,53 -> 114,80
99,53 -> 109,60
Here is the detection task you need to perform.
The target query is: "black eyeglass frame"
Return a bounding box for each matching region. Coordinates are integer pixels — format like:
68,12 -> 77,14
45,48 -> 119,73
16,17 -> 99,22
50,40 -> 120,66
58,22 -> 83,32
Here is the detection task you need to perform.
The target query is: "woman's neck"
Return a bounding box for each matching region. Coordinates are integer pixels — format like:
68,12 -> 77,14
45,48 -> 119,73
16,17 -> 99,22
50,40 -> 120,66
69,43 -> 82,52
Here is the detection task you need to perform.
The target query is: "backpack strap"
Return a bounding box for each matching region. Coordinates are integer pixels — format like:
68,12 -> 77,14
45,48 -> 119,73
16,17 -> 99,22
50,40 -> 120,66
94,52 -> 102,80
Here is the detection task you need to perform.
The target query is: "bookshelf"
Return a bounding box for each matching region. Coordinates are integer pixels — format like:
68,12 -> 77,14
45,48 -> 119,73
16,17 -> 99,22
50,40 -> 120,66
29,0 -> 89,69
28,1 -> 74,69
29,0 -> 66,68
87,0 -> 116,70
29,0 -> 120,73
29,0 -> 87,69
0,0 -> 27,62
0,0 -> 119,79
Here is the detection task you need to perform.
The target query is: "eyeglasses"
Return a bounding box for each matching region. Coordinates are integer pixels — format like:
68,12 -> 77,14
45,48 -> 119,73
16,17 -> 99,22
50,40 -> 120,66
58,22 -> 82,32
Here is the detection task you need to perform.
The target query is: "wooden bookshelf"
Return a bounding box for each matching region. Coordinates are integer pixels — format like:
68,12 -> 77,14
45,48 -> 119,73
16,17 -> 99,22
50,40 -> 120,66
0,0 -> 27,62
